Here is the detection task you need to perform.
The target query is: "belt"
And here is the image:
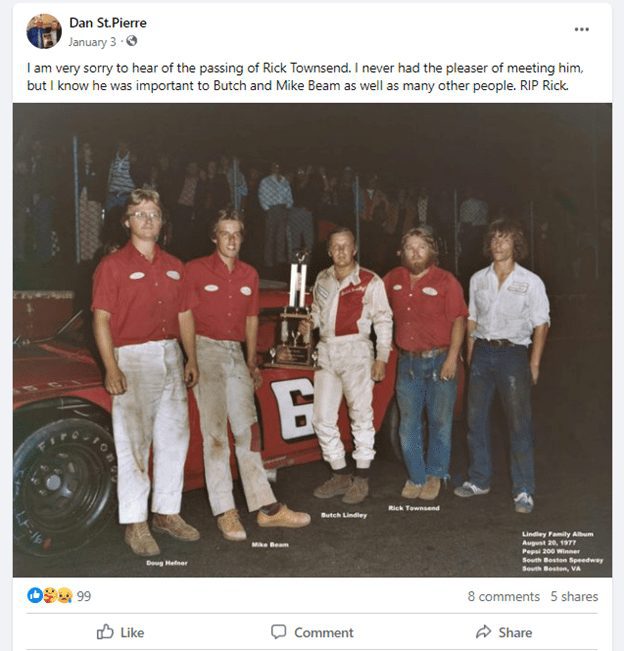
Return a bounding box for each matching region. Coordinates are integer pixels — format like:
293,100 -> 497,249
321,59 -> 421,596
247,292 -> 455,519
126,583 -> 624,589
399,346 -> 448,359
477,338 -> 517,348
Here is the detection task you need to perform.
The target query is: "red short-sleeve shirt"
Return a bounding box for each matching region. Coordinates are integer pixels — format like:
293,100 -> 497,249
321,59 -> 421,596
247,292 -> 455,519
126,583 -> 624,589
384,265 -> 467,352
184,252 -> 259,342
91,242 -> 187,347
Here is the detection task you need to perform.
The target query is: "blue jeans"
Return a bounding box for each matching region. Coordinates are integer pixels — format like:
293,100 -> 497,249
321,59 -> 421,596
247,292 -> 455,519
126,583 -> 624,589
396,351 -> 457,485
264,205 -> 288,267
287,207 -> 314,261
466,341 -> 534,495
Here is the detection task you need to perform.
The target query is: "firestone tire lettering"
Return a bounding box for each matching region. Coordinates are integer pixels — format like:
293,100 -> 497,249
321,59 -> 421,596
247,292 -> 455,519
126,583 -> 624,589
13,418 -> 117,557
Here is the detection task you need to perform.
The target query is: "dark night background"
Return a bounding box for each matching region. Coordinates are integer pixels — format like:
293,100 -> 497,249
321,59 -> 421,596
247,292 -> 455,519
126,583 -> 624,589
13,103 -> 612,296
14,103 -> 611,196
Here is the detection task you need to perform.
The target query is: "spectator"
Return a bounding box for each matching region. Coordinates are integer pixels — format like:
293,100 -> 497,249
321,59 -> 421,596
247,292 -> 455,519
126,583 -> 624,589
288,166 -> 315,261
30,139 -> 57,263
458,186 -> 489,281
105,140 -> 136,214
78,142 -> 105,261
171,161 -> 205,260
258,162 -> 293,273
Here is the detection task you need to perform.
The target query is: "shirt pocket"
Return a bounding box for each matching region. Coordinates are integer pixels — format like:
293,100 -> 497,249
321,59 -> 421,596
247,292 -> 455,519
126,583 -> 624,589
500,289 -> 529,321
162,271 -> 183,308
419,292 -> 444,316
474,288 -> 490,314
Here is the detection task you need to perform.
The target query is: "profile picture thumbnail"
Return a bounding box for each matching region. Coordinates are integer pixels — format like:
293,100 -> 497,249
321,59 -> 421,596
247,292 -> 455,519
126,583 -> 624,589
26,14 -> 62,49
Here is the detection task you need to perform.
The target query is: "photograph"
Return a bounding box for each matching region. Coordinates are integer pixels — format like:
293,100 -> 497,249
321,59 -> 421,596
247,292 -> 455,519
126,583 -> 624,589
13,103 -> 611,578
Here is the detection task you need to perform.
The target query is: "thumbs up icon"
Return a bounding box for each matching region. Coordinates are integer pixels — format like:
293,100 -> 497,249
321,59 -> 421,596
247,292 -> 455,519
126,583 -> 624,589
96,624 -> 114,640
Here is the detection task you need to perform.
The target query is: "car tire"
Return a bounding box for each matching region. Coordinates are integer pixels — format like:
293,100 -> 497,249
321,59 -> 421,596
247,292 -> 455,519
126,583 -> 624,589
376,398 -> 403,462
13,418 -> 117,557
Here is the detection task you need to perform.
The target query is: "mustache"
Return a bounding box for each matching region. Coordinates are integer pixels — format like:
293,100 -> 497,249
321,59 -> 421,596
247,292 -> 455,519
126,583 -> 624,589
401,252 -> 434,268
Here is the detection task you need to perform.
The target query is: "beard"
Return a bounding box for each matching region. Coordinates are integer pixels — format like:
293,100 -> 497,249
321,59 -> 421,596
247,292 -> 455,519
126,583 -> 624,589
401,251 -> 434,275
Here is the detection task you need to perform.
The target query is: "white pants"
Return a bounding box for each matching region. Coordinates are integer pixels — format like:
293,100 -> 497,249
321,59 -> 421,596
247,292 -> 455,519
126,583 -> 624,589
312,338 -> 376,470
113,340 -> 190,524
194,336 -> 276,515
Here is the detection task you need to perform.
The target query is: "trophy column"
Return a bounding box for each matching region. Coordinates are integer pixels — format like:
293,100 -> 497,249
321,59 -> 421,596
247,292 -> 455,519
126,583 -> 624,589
267,251 -> 318,369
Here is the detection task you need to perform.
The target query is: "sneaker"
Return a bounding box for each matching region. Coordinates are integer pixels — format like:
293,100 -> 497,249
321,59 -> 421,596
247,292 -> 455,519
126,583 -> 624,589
342,476 -> 369,504
514,492 -> 534,514
420,476 -> 441,501
257,504 -> 311,528
313,473 -> 353,499
217,509 -> 247,542
152,513 -> 200,542
453,481 -> 490,498
124,522 -> 161,557
401,480 -> 423,499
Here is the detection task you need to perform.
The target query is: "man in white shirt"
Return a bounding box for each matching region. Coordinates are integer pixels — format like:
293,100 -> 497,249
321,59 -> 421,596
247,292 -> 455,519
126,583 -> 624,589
302,227 -> 393,504
454,219 -> 549,514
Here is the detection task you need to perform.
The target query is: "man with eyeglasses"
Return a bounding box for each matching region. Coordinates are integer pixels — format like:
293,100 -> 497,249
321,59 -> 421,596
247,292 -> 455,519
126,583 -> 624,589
184,210 -> 311,542
92,189 -> 201,557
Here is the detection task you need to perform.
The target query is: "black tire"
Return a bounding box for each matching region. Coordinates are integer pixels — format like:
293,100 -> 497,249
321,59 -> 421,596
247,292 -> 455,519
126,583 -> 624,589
13,418 -> 117,557
376,398 -> 404,462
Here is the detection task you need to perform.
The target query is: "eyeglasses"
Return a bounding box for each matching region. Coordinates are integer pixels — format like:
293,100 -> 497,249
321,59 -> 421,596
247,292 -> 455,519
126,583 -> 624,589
128,211 -> 162,221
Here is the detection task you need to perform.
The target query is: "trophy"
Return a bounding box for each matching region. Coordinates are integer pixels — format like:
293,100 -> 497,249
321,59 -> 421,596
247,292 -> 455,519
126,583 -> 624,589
266,250 -> 317,368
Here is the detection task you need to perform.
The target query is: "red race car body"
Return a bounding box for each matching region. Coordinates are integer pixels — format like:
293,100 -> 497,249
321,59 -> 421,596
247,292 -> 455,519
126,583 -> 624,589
13,288 -> 463,556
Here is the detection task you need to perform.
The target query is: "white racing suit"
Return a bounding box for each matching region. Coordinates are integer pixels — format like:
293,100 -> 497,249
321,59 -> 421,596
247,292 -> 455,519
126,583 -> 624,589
310,265 -> 393,469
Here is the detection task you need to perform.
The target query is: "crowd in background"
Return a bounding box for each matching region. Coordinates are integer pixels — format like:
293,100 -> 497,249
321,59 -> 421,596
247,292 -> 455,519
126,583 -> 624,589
13,136 -> 611,295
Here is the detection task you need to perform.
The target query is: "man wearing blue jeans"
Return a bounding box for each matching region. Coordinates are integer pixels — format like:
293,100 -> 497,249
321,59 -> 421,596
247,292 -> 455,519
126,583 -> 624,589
454,219 -> 549,514
384,228 -> 467,500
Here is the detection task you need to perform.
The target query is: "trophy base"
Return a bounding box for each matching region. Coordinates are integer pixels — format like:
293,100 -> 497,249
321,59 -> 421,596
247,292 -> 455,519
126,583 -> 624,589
265,344 -> 319,370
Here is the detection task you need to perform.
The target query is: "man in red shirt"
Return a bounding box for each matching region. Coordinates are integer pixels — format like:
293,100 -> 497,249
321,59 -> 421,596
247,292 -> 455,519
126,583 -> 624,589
384,227 -> 467,500
185,210 -> 310,542
92,189 -> 200,557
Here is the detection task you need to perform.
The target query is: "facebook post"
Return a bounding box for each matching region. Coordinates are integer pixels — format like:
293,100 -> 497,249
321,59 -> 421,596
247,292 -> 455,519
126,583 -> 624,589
9,3 -> 617,651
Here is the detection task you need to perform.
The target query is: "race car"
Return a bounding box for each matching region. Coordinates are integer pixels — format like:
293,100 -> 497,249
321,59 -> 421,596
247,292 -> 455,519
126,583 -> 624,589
13,288 -> 464,557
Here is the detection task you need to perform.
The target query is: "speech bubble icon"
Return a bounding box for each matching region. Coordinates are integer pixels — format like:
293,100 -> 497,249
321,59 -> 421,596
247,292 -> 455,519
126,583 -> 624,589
271,624 -> 287,639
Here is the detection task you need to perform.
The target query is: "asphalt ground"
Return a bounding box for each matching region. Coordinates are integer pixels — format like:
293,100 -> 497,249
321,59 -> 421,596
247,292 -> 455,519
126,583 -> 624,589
14,336 -> 611,579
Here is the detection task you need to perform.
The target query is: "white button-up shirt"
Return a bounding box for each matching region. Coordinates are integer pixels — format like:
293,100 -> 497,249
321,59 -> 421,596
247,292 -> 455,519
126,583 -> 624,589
468,263 -> 550,346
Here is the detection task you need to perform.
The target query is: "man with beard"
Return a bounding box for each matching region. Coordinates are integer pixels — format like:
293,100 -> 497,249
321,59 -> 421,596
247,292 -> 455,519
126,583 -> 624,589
302,227 -> 393,504
384,227 -> 467,500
